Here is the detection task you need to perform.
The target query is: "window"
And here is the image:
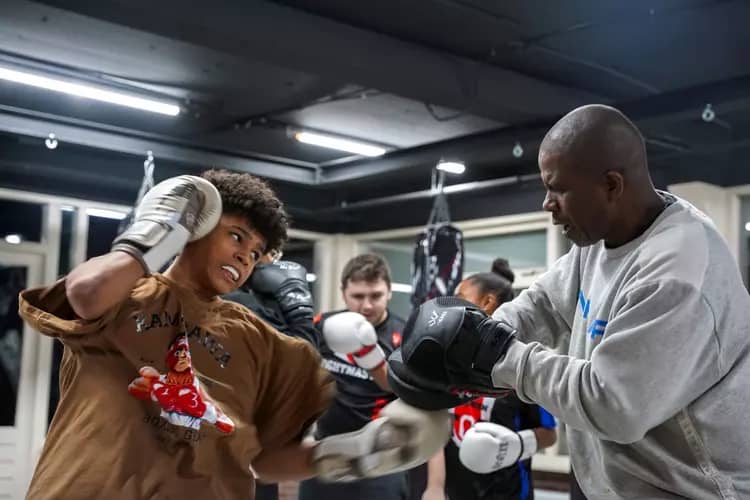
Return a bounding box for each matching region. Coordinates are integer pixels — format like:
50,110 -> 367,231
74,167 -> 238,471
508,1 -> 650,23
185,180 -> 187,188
362,229 -> 548,319
0,200 -> 43,245
0,265 -> 26,425
86,214 -> 124,260
464,230 -> 547,276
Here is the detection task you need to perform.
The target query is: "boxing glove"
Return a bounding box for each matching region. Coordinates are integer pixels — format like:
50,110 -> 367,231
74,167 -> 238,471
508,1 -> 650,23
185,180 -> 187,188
112,175 -> 222,273
387,296 -> 516,410
313,399 -> 451,481
249,260 -> 314,325
322,311 -> 385,370
459,422 -> 537,473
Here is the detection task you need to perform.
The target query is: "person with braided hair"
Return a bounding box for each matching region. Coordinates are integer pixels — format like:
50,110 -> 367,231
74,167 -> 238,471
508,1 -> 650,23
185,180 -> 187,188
421,259 -> 557,500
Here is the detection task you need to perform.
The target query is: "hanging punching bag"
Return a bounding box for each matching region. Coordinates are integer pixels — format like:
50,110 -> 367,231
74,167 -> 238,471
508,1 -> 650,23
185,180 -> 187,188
118,151 -> 156,236
410,192 -> 464,307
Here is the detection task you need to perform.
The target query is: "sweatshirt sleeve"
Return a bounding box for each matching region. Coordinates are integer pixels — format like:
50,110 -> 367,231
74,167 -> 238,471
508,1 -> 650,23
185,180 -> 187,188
492,279 -> 722,444
492,249 -> 580,351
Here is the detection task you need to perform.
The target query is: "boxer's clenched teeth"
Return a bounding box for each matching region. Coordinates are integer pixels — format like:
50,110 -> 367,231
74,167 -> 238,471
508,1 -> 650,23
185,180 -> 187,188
221,265 -> 240,282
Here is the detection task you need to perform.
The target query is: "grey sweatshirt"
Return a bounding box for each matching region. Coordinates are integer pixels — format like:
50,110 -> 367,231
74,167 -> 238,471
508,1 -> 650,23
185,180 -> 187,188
491,192 -> 750,499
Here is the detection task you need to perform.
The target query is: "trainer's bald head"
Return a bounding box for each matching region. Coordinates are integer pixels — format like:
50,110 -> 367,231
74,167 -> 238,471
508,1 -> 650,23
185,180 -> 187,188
540,104 -> 648,180
538,105 -> 664,248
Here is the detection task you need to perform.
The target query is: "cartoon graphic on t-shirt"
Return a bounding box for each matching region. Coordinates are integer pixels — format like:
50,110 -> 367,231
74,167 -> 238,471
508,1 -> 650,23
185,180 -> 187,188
128,335 -> 235,434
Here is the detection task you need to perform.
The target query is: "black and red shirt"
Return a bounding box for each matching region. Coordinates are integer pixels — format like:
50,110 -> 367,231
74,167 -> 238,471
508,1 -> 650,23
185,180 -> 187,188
313,309 -> 404,438
444,394 -> 556,500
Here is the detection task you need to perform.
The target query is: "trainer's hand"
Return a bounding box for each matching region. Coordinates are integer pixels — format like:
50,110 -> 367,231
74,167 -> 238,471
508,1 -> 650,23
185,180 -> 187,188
387,297 -> 516,411
459,422 -> 537,473
322,312 -> 385,370
112,175 -> 222,273
313,399 -> 451,481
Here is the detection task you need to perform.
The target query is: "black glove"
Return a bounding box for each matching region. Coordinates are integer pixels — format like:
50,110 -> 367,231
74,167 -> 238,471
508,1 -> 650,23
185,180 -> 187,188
249,261 -> 314,325
387,296 -> 516,410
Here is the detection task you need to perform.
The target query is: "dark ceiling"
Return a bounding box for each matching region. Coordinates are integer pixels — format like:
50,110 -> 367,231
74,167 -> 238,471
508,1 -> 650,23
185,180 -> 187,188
1,0 -> 749,232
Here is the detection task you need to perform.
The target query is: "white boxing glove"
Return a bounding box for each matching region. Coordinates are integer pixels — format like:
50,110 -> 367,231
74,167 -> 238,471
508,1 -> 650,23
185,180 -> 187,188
313,399 -> 451,482
459,422 -> 537,473
322,311 -> 385,370
112,175 -> 222,273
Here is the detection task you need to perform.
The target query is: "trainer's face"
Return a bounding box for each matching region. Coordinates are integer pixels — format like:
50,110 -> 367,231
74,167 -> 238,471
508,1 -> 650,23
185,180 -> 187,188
455,279 -> 498,315
342,278 -> 392,326
185,213 -> 266,296
539,150 -> 611,247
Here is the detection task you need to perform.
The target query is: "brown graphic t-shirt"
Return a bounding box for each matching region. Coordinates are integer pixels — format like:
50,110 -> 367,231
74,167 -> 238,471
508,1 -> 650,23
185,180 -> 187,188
19,274 -> 334,500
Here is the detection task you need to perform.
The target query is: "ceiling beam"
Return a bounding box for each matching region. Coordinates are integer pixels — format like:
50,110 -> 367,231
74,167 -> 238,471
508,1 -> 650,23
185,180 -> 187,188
5,71 -> 749,188
0,106 -> 318,183
321,73 -> 750,184
30,0 -> 600,124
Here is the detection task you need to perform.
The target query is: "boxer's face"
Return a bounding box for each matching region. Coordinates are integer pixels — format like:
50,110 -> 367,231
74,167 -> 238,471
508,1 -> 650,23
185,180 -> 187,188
182,213 -> 267,296
342,278 -> 392,326
455,279 -> 497,315
539,150 -> 612,247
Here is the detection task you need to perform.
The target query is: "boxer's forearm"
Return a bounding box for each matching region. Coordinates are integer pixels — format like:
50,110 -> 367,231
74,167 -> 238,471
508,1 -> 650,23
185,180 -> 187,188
251,441 -> 316,482
369,363 -> 391,391
425,449 -> 446,489
533,427 -> 557,449
66,252 -> 145,320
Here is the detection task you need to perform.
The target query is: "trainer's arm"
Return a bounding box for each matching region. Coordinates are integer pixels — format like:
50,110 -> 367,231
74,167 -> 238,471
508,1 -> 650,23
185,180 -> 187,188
492,249 -> 579,350
66,252 -> 145,320
494,280 -> 723,443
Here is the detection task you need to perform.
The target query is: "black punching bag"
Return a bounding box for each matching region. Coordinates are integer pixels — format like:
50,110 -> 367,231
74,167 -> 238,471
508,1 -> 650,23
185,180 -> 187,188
410,192 -> 464,308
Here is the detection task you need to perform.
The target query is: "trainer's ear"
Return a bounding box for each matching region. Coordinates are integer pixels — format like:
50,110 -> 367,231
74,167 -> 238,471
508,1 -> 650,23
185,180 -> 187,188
604,169 -> 625,203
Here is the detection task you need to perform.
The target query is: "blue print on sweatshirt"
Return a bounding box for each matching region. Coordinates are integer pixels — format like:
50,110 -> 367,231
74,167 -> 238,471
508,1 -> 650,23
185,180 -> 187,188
579,290 -> 608,338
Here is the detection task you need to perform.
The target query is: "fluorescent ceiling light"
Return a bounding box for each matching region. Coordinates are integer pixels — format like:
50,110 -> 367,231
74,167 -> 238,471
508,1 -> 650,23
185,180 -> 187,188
4,234 -> 22,245
86,208 -> 128,220
391,283 -> 413,293
294,131 -> 386,157
436,161 -> 466,174
0,66 -> 180,116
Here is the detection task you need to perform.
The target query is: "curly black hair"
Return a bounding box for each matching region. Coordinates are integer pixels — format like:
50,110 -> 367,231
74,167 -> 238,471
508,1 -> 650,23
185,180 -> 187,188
200,169 -> 288,253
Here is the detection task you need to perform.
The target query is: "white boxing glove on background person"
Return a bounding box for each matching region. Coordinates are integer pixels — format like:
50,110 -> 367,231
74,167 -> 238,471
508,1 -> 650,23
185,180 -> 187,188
322,311 -> 385,370
459,422 -> 538,473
